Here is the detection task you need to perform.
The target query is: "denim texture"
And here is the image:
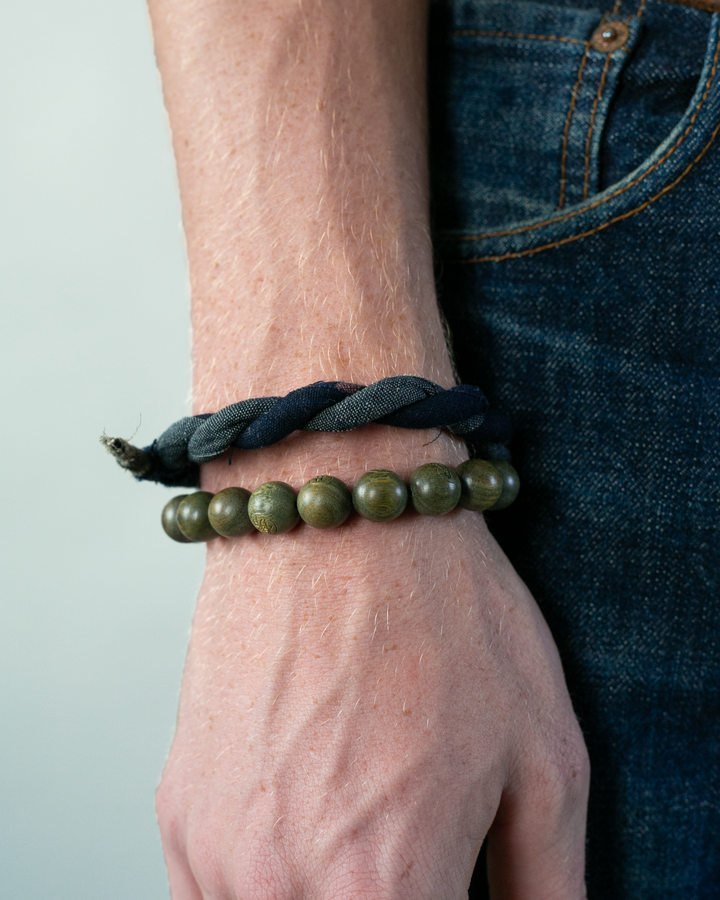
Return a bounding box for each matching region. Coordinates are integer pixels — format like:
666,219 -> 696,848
136,378 -> 510,486
429,1 -> 720,896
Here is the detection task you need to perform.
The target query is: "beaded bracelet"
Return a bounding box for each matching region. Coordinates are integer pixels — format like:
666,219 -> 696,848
162,459 -> 520,543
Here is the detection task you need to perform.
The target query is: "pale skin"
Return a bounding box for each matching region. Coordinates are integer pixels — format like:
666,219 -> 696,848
148,1 -> 591,898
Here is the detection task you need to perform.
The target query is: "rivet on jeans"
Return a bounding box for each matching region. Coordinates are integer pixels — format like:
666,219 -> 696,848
590,21 -> 630,53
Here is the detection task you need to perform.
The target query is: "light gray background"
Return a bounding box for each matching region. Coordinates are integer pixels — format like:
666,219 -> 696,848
0,2 -> 205,896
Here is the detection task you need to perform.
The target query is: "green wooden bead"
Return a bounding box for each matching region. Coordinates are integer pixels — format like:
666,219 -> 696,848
456,459 -> 502,511
297,475 -> 353,529
161,495 -> 191,543
248,481 -> 300,534
176,491 -> 217,542
208,487 -> 254,537
409,463 -> 462,516
352,469 -> 408,522
488,460 -> 520,510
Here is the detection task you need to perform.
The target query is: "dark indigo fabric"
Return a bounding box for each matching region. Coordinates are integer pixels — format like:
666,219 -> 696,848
428,1 -> 720,897
140,377 -> 511,487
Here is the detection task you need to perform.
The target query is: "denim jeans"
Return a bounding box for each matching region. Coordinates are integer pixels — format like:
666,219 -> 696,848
428,1 -> 720,896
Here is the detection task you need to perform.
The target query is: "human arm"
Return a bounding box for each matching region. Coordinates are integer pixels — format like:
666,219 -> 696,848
147,1 -> 590,897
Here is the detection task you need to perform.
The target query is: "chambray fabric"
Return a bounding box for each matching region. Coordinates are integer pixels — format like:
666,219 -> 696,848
140,377 -> 511,487
428,1 -> 720,897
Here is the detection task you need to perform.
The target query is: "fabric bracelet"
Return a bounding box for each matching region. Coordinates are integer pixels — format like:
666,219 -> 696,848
103,376 -> 512,488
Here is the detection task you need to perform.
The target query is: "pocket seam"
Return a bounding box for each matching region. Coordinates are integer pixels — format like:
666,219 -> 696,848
583,51 -> 614,199
451,116 -> 720,262
440,19 -> 720,249
448,27 -> 631,52
449,29 -> 585,43
559,41 -> 591,208
582,0 -> 646,198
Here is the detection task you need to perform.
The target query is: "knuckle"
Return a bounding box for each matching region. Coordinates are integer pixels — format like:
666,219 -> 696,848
525,717 -> 590,812
195,833 -> 295,900
236,849 -> 298,900
155,773 -> 298,900
185,827 -> 229,897
154,755 -> 191,825
154,777 -> 173,823
154,773 -> 181,842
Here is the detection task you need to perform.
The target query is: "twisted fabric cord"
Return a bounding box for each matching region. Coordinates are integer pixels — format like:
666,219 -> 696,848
104,376 -> 511,487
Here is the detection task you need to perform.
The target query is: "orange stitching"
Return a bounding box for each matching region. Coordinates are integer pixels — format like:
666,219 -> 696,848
450,117 -> 720,263
583,53 -> 613,198
439,25 -> 720,243
449,29 -> 583,44
559,0 -> 629,209
559,42 -> 591,208
636,0 -> 647,18
582,0 -> 631,200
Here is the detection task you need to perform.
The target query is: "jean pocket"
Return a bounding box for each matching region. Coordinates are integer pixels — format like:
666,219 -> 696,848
429,0 -> 720,262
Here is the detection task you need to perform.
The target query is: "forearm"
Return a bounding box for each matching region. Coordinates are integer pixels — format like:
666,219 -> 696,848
148,0 -> 452,406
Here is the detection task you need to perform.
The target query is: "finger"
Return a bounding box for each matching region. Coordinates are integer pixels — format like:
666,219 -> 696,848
485,745 -> 590,900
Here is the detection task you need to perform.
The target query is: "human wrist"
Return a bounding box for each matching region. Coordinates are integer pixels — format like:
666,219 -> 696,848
199,425 -> 469,496
197,498 -> 491,631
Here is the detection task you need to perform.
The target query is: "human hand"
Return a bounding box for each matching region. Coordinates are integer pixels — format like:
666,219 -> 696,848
157,459 -> 589,899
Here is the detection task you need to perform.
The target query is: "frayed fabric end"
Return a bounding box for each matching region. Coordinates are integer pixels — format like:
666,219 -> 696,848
100,434 -> 152,477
